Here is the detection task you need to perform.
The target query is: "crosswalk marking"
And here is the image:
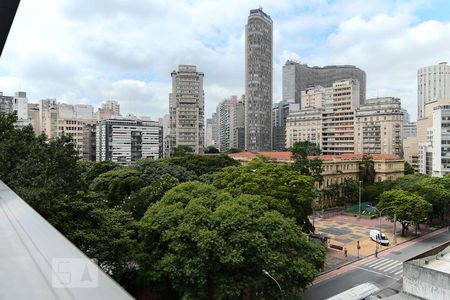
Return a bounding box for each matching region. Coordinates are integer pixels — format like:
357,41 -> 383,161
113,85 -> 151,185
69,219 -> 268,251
394,269 -> 403,275
383,262 -> 402,272
361,258 -> 403,277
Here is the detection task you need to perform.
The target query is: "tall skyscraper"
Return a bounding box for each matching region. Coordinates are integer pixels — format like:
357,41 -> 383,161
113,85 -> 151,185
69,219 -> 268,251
169,64 -> 205,154
245,7 -> 273,151
282,60 -> 366,107
417,62 -> 450,119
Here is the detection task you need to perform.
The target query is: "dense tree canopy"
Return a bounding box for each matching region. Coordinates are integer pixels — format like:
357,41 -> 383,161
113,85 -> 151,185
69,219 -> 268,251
213,159 -> 317,232
139,182 -> 325,299
163,153 -> 239,176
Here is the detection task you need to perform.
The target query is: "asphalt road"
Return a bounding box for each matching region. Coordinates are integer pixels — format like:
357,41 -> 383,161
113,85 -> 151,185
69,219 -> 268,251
304,229 -> 450,300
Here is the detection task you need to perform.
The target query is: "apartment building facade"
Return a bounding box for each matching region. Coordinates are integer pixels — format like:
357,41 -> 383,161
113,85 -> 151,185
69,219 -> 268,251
355,97 -> 403,156
285,107 -> 323,148
322,79 -> 360,155
96,118 -> 161,165
169,64 -> 205,154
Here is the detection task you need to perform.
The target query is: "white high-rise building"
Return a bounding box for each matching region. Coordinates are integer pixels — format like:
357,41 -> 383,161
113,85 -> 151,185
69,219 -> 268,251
432,104 -> 450,177
96,118 -> 161,165
322,79 -> 360,155
169,65 -> 205,154
102,100 -> 121,116
245,7 -> 273,151
418,62 -> 450,118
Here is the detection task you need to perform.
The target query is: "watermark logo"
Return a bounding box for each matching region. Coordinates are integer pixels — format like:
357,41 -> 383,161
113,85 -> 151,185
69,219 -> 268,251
52,258 -> 98,288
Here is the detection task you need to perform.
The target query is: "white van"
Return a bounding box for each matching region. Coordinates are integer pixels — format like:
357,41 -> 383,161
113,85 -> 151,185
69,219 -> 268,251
326,282 -> 380,300
369,230 -> 389,246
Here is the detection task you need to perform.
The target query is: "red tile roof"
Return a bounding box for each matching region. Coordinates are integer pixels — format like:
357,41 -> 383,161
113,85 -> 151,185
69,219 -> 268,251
228,152 -> 400,162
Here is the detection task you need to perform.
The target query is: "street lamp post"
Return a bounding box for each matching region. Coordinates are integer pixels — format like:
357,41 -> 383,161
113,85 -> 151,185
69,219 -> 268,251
358,181 -> 362,219
370,205 -> 397,246
262,269 -> 283,299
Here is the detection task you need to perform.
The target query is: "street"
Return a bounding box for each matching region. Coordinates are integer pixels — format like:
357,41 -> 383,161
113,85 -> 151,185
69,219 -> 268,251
304,227 -> 450,300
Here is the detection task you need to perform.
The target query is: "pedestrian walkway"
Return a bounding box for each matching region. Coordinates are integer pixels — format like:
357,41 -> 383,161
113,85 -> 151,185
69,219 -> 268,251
358,257 -> 403,279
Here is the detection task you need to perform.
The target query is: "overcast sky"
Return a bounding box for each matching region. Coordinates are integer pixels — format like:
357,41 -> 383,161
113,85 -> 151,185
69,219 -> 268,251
1,0 -> 450,121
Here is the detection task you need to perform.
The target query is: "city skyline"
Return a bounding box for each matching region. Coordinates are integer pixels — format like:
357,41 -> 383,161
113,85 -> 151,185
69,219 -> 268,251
0,1 -> 450,121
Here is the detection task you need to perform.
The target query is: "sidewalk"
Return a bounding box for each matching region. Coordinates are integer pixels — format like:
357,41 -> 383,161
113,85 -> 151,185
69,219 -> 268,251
313,226 -> 449,284
312,214 -> 438,258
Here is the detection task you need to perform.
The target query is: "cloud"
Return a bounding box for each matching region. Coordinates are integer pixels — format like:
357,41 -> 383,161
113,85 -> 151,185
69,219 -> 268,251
0,0 -> 448,122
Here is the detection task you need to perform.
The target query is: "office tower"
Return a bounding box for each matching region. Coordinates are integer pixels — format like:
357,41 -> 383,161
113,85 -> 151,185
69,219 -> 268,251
301,86 -> 333,109
432,104 -> 450,176
205,118 -> 215,147
230,97 -> 245,150
96,118 -> 161,165
211,112 -> 218,147
285,107 -> 323,148
245,7 -> 273,151
355,97 -> 403,156
12,91 -> 31,128
169,64 -> 205,154
159,114 -> 171,157
82,124 -> 97,161
418,62 -> 450,118
403,122 -> 417,139
322,79 -> 360,155
282,60 -> 366,107
417,99 -> 450,174
102,100 -> 121,116
272,100 -> 299,150
38,99 -> 57,134
216,96 -> 237,152
0,92 -> 13,113
27,103 -> 40,135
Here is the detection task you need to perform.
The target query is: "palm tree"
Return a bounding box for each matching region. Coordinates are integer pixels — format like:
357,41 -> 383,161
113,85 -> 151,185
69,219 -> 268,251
359,155 -> 376,184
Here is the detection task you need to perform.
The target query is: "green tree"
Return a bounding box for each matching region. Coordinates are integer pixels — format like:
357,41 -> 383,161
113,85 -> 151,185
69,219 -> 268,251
171,145 -> 194,157
404,161 -> 415,175
340,178 -> 359,206
204,145 -> 220,153
89,168 -> 145,207
81,160 -> 119,184
139,182 -> 325,299
377,189 -> 432,236
123,174 -> 179,220
163,154 -> 239,176
290,141 -> 323,183
133,159 -> 197,184
359,155 -> 376,184
213,159 -> 317,232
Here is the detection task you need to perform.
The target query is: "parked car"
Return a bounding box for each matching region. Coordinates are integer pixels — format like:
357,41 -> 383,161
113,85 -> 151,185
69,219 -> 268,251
369,230 -> 389,246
